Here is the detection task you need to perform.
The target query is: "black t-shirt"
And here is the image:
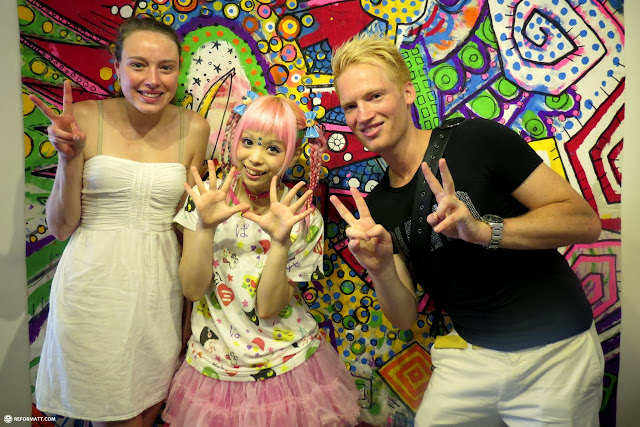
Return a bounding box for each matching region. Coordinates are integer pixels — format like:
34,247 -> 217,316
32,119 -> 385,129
367,119 -> 593,351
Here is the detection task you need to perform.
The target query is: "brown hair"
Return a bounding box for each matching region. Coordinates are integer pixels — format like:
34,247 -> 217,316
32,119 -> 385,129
111,17 -> 181,62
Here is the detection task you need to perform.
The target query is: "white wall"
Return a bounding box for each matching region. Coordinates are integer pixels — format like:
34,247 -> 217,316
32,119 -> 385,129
0,0 -> 33,420
0,1 -> 638,425
617,1 -> 640,426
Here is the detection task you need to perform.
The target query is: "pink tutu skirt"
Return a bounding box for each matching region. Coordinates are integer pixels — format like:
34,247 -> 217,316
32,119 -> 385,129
163,342 -> 361,427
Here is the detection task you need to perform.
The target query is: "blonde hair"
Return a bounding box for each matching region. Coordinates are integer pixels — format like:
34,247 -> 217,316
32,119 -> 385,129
332,33 -> 412,94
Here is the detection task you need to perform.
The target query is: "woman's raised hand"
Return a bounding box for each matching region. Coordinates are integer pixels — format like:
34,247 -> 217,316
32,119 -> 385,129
242,177 -> 313,246
28,80 -> 86,160
184,161 -> 250,229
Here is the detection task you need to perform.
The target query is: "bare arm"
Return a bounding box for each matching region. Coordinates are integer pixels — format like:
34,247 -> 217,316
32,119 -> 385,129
178,110 -> 210,211
30,81 -> 87,240
254,241 -> 297,319
243,179 -> 314,319
361,240 -> 418,329
423,159 -> 601,250
180,226 -> 216,301
330,188 -> 418,329
502,163 -> 601,248
179,163 -> 249,301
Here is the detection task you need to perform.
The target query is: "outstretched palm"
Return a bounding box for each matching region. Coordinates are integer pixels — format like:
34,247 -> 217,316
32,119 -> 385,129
242,178 -> 313,246
184,162 -> 249,229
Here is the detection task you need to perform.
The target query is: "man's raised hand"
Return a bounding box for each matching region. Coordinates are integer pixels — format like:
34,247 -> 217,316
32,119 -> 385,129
421,158 -> 485,244
329,187 -> 393,274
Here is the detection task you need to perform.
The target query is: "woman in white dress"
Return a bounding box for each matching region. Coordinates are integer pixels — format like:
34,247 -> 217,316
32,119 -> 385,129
29,17 -> 209,426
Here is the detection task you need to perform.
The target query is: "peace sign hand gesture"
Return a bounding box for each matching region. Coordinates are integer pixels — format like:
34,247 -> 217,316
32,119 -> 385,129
184,161 -> 250,230
421,158 -> 485,244
242,177 -> 314,246
28,80 -> 86,160
330,187 -> 394,275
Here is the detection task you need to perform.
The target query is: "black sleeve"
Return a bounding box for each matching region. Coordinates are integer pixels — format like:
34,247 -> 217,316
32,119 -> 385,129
460,119 -> 543,193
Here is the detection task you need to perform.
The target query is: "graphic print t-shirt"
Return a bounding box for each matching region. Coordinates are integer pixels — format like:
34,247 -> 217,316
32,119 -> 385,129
174,183 -> 325,381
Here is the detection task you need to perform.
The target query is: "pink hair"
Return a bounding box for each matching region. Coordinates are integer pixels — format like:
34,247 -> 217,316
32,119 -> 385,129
223,95 -> 327,211
230,96 -> 302,176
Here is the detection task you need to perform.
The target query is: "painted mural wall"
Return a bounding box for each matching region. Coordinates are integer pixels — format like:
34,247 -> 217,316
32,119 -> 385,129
20,0 -> 624,425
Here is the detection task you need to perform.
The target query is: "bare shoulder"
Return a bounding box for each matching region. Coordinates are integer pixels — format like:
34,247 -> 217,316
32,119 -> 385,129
182,108 -> 210,151
183,108 -> 210,135
72,99 -> 100,130
181,108 -> 210,168
72,98 -> 99,117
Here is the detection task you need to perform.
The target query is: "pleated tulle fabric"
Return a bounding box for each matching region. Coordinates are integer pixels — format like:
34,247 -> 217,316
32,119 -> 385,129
163,342 -> 361,427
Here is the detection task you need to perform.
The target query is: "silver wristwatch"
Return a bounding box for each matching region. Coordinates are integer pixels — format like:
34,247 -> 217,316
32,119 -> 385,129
481,214 -> 503,250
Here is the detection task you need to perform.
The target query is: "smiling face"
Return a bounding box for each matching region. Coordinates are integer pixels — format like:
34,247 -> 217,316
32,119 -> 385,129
336,62 -> 416,155
235,129 -> 288,194
114,30 -> 180,115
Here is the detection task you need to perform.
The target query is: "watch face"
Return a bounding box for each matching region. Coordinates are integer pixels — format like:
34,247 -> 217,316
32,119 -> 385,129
483,214 -> 503,224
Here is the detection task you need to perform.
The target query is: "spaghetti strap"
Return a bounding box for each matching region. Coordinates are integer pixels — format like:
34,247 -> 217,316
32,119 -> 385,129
179,108 -> 185,164
97,100 -> 103,155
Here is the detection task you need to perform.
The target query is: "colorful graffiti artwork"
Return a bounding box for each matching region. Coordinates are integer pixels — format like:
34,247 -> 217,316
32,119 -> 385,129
21,0 -> 623,425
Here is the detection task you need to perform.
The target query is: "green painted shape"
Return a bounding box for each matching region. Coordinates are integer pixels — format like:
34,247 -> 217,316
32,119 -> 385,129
201,366 -> 220,379
367,402 -> 382,416
305,345 -> 319,359
350,340 -> 366,355
545,92 -> 574,111
26,241 -> 67,280
458,42 -> 485,70
369,310 -> 384,328
342,314 -> 357,330
312,312 -> 323,324
27,279 -> 52,316
398,329 -> 414,342
429,63 -> 459,92
209,291 -> 222,310
402,45 -> 439,129
340,280 -> 355,295
306,224 -> 320,243
522,110 -> 547,139
493,77 -> 519,100
30,356 -> 40,369
469,91 -> 500,120
476,16 -> 498,48
278,305 -> 293,319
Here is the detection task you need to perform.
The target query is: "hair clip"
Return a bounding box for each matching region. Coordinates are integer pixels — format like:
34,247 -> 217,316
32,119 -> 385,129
304,111 -> 320,139
233,90 -> 259,116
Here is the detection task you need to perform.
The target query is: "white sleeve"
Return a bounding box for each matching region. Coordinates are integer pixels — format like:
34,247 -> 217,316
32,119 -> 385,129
173,182 -> 210,232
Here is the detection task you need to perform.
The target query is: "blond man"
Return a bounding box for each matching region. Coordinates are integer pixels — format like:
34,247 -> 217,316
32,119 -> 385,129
330,34 -> 604,427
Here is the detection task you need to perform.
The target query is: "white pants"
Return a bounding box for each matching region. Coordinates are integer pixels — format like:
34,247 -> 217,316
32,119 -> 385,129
415,324 -> 604,427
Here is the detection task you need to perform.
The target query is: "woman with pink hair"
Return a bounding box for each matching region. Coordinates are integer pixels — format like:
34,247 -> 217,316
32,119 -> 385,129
164,93 -> 360,427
